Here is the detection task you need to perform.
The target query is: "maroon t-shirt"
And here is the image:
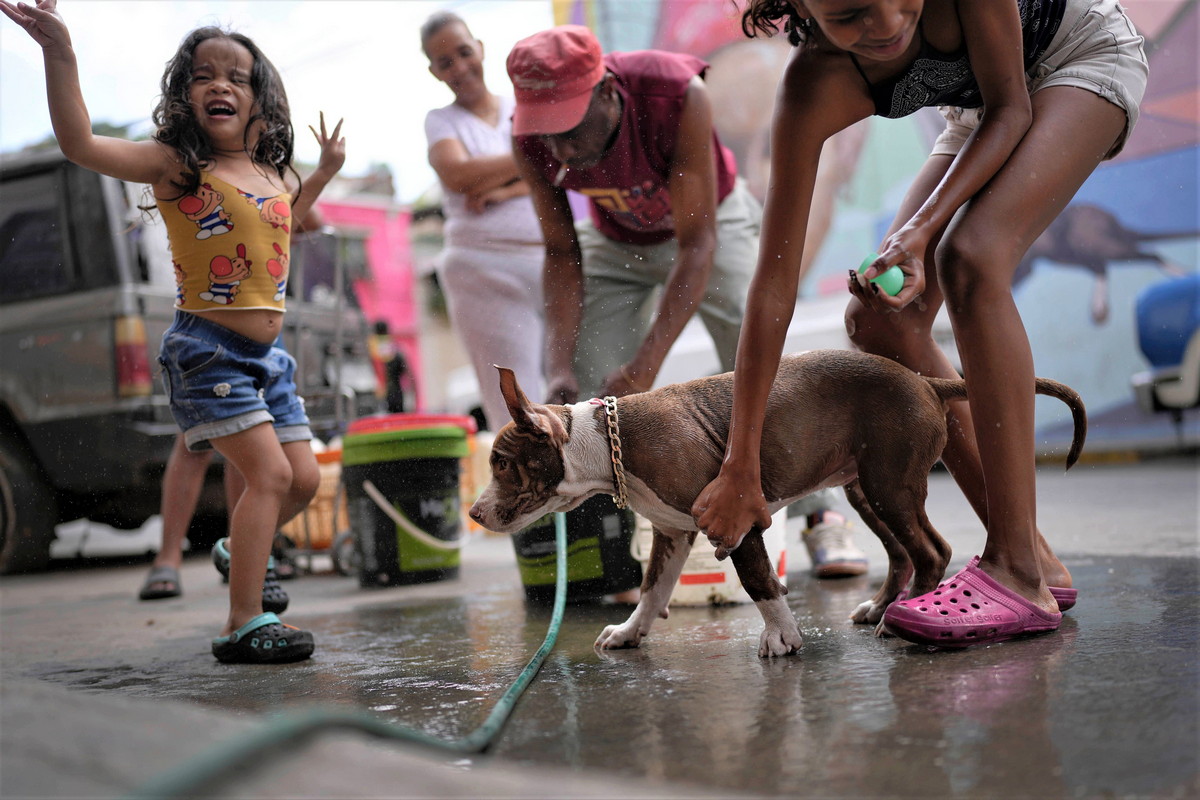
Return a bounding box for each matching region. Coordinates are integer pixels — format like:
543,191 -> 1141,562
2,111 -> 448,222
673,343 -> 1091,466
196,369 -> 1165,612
516,50 -> 738,246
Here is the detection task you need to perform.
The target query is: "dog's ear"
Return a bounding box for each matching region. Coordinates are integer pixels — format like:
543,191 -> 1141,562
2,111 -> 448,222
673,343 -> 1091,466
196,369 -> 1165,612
495,366 -> 567,444
496,366 -> 532,424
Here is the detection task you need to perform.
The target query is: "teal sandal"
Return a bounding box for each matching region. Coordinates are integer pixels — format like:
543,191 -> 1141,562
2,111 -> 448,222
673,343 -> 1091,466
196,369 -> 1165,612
211,613 -> 314,664
211,538 -> 290,614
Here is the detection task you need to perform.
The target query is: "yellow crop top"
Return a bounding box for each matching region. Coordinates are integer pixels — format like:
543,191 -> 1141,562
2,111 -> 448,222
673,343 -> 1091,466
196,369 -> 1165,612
156,171 -> 293,312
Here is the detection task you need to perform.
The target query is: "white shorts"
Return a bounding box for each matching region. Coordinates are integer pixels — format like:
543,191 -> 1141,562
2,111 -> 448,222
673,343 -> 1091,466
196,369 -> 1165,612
932,0 -> 1148,160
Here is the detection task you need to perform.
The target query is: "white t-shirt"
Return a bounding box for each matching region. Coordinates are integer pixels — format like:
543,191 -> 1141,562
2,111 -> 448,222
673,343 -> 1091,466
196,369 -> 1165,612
424,96 -> 542,248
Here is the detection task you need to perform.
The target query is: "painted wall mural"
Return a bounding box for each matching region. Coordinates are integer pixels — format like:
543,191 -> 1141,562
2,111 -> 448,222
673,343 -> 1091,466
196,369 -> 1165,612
553,0 -> 1198,453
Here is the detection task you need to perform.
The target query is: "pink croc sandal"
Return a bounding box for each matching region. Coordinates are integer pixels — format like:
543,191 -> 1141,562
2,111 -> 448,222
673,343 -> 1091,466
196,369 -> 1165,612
1049,586 -> 1077,612
882,562 -> 1062,648
967,555 -> 1077,612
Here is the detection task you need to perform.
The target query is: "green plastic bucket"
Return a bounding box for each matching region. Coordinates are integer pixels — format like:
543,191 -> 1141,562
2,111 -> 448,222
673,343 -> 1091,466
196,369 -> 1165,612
511,494 -> 643,603
343,420 -> 470,587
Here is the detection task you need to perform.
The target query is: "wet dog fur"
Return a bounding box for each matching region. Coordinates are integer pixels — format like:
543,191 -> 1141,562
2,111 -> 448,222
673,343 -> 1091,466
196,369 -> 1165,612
469,349 -> 1087,657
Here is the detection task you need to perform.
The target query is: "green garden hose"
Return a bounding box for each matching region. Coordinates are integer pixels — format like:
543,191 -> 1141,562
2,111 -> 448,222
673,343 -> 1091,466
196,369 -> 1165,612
127,512 -> 570,800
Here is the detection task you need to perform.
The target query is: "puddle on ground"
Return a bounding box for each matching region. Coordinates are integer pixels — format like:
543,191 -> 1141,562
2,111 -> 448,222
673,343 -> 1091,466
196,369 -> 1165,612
29,557 -> 1200,798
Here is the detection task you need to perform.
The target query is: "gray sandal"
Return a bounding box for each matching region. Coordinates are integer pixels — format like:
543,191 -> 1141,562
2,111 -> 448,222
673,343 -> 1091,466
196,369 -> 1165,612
138,565 -> 182,600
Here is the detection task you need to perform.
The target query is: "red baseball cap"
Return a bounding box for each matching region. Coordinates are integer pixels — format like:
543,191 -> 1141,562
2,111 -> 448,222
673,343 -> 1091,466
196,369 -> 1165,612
506,25 -> 606,136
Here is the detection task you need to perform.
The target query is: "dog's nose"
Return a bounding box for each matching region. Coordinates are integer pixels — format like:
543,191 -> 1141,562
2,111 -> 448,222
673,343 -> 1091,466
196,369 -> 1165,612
468,504 -> 483,523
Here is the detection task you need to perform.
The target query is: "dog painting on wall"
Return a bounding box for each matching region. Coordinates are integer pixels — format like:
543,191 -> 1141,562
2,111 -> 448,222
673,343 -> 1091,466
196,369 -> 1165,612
1017,203 -> 1193,325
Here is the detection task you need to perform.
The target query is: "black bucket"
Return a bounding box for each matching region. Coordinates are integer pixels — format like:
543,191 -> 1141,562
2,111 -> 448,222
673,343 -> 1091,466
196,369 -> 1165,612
511,495 -> 643,603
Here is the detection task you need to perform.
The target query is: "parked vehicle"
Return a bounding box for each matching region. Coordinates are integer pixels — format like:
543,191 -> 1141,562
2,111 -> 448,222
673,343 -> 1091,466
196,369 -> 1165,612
0,149 -> 378,573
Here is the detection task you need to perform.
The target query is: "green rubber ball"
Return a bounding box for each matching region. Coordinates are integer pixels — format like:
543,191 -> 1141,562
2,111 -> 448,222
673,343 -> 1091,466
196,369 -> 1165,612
857,253 -> 904,297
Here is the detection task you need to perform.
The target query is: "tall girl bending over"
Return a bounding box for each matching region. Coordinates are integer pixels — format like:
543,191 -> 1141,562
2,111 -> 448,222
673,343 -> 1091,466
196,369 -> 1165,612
692,0 -> 1145,648
3,0 -> 346,662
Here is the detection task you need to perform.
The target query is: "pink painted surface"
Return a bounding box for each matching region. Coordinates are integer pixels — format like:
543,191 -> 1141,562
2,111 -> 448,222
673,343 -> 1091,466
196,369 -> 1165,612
316,199 -> 424,410
652,0 -> 741,57
1123,0 -> 1186,40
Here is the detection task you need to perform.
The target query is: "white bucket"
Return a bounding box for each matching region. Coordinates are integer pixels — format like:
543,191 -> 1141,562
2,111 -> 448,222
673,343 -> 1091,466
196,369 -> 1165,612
632,510 -> 788,606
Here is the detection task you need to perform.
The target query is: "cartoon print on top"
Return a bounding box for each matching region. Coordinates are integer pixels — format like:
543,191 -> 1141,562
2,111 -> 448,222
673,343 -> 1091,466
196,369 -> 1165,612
178,183 -> 233,240
173,261 -> 186,305
265,242 -> 288,301
238,189 -> 292,234
199,243 -> 252,305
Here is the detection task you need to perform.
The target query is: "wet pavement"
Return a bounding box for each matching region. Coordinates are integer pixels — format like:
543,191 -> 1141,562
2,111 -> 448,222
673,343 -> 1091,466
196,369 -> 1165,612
2,455 -> 1198,798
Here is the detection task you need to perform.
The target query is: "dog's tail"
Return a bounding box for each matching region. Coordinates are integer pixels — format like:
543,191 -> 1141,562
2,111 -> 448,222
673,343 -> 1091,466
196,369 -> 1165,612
924,377 -> 1088,470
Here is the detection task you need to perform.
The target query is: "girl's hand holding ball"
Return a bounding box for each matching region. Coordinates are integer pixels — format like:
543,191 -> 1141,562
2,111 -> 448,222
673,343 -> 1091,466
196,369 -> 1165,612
857,253 -> 904,297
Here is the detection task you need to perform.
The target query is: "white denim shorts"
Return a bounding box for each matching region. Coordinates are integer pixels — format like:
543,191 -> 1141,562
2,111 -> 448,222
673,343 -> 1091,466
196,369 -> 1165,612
932,0 -> 1148,159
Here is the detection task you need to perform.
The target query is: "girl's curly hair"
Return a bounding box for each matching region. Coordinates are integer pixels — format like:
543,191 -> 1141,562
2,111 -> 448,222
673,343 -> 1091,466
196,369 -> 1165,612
152,27 -> 298,198
740,0 -> 816,47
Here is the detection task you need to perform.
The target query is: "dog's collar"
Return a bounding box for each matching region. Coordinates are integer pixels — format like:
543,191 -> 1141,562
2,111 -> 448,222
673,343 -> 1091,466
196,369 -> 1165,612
592,397 -> 629,509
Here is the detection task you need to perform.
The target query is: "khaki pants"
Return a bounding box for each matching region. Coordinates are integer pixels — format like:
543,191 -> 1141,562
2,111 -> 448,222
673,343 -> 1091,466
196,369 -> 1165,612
572,179 -> 839,516
572,179 -> 760,396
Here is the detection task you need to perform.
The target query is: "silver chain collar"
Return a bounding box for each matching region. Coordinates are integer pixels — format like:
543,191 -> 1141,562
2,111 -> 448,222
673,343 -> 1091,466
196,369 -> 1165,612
602,396 -> 628,509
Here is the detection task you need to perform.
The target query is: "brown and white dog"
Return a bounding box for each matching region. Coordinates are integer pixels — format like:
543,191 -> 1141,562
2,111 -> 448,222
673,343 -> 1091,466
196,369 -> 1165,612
469,349 -> 1087,657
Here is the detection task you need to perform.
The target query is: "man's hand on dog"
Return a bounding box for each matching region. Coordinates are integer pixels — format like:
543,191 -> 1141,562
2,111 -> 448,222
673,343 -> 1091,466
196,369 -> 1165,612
692,470 -> 773,560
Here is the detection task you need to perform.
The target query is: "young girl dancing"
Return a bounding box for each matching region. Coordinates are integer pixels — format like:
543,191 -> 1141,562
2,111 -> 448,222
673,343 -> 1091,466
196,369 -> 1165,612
3,0 -> 346,662
693,0 -> 1145,648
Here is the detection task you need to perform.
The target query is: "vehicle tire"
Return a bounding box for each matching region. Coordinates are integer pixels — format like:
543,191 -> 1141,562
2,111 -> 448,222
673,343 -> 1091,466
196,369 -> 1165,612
0,433 -> 58,574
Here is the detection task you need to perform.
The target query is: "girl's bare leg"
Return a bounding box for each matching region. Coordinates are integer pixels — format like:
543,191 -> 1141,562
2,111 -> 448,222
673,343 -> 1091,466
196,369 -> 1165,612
845,100 -> 1108,592
153,434 -> 213,574
223,458 -> 245,516
146,438 -> 247,597
210,423 -> 295,634
277,440 -> 320,528
934,87 -> 1127,611
846,156 -> 1013,556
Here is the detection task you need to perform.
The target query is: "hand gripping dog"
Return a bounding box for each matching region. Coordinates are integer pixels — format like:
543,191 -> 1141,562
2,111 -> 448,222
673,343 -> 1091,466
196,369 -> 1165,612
470,350 -> 1087,657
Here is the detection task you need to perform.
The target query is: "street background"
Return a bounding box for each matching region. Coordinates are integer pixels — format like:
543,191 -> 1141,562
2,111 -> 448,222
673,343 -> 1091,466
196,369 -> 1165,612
1,2 -> 1197,797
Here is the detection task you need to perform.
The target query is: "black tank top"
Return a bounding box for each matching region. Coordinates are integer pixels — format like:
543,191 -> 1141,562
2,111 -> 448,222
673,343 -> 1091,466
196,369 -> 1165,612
850,0 -> 1066,118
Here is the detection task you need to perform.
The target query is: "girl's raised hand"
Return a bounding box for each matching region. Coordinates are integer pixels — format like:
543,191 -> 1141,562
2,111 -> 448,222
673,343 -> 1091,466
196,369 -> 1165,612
309,112 -> 346,177
0,0 -> 68,49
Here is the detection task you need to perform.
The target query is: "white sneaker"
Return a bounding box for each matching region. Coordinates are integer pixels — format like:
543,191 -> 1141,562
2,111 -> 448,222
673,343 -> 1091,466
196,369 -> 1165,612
802,518 -> 868,578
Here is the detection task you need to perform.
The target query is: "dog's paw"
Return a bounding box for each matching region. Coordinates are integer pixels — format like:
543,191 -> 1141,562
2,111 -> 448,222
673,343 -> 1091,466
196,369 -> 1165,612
595,623 -> 646,650
757,624 -> 803,657
850,599 -> 887,625
873,619 -> 895,638
709,534 -> 743,562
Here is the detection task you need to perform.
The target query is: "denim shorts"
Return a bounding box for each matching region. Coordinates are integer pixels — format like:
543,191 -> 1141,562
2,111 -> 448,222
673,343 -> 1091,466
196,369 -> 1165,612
159,310 -> 311,452
932,0 -> 1148,160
